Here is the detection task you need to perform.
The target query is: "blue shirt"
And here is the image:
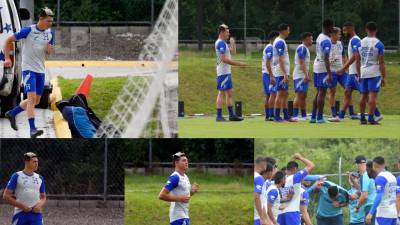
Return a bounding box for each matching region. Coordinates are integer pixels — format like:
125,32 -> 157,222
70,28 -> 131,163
348,188 -> 365,223
312,181 -> 349,218
360,170 -> 376,206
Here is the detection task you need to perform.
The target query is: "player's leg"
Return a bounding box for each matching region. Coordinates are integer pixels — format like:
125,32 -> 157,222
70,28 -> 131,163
274,77 -> 283,121
293,92 -> 300,119
283,90 -> 291,121
316,87 -> 327,123
300,91 -> 307,120
263,74 -> 271,120
310,92 -> 318,123
359,93 -> 368,125
268,92 -> 276,121
367,77 -> 381,125
328,87 -> 336,117
216,90 -> 225,121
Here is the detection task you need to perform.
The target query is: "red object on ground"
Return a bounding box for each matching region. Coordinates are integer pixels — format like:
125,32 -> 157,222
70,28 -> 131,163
75,74 -> 93,97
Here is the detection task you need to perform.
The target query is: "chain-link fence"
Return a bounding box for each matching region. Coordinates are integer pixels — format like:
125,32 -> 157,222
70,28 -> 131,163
49,23 -> 152,60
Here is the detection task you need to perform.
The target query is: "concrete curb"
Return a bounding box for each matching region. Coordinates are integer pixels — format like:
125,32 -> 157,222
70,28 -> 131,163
50,78 -> 72,138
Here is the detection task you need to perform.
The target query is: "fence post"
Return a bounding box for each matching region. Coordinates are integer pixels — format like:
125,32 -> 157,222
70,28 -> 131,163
338,156 -> 342,186
103,138 -> 108,203
149,139 -> 153,169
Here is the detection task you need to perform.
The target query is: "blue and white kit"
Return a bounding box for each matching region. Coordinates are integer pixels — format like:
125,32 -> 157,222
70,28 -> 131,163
370,171 -> 397,225
329,41 -> 346,88
215,39 -> 233,91
272,36 -> 290,91
164,171 -> 191,225
262,44 -> 275,95
254,172 -> 265,225
313,33 -> 332,89
292,44 -> 310,93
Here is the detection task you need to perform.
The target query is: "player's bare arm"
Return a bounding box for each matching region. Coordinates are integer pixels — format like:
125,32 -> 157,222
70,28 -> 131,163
190,182 -> 199,196
299,58 -> 310,82
159,187 -> 190,203
3,188 -> 32,212
220,53 -> 246,67
3,35 -> 17,68
278,55 -> 288,83
293,153 -> 315,173
378,54 -> 385,86
354,52 -> 361,78
32,193 -> 47,213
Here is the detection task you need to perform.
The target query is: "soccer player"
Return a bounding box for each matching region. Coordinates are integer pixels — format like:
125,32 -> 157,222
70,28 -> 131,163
292,32 -> 313,121
347,172 -> 366,225
311,19 -> 334,123
215,24 -> 246,122
255,157 -> 268,225
327,27 -> 346,122
262,31 -> 279,121
159,152 -> 199,225
4,7 -> 55,138
277,153 -> 315,225
266,171 -> 287,225
336,22 -> 361,120
354,155 -> 377,225
272,24 -> 293,122
395,159 -> 400,225
366,156 -> 397,225
3,152 -> 46,225
260,162 -> 277,225
357,22 -> 386,125
308,179 -> 350,225
300,185 -> 312,225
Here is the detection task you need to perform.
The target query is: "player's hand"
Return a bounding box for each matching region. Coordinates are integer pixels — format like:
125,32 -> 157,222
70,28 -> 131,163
22,205 -> 32,212
4,58 -> 12,68
305,75 -> 311,83
365,213 -> 373,224
327,73 -> 332,83
292,153 -> 302,160
381,78 -> 385,87
283,75 -> 289,84
332,201 -> 340,208
32,205 -> 42,213
238,62 -> 247,68
354,206 -> 359,213
270,76 -> 276,85
191,183 -> 199,193
178,195 -> 191,203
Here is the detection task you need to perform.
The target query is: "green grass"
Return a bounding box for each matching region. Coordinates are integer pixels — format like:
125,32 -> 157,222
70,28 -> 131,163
179,115 -> 400,138
179,48 -> 400,115
125,173 -> 252,225
58,76 -> 128,118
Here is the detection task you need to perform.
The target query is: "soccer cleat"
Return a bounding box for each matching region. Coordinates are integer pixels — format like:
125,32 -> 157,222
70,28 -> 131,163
328,117 -> 340,122
298,117 -> 308,121
268,117 -> 274,121
287,117 -> 298,122
229,116 -> 244,121
274,117 -> 284,122
30,129 -> 44,138
369,120 -> 380,125
375,115 -> 383,122
360,120 -> 368,125
350,114 -> 360,120
216,117 -> 227,122
309,118 -> 316,123
264,117 -> 270,121
5,111 -> 18,131
338,117 -> 345,122
316,119 -> 326,124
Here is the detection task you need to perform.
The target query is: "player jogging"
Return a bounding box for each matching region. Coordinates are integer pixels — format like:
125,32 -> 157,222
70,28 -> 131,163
215,24 -> 246,122
311,19 -> 334,123
159,152 -> 199,225
277,153 -> 315,225
3,152 -> 47,225
357,22 -> 386,125
272,24 -> 294,122
4,7 -> 55,138
292,32 -> 313,121
366,156 -> 397,225
262,31 -> 279,121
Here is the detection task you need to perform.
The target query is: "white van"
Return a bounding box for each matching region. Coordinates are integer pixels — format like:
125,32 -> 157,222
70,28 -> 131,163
0,0 -> 30,116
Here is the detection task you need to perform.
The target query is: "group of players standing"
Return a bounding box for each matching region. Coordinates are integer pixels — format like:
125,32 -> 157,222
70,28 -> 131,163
215,19 -> 386,124
254,154 -> 400,225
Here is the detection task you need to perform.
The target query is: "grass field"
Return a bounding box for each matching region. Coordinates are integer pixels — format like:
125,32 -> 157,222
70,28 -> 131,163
179,115 -> 400,138
125,172 -> 252,225
58,76 -> 128,118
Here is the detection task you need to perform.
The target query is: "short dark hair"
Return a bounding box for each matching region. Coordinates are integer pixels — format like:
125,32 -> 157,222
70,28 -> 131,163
323,18 -> 334,31
286,161 -> 299,170
218,24 -> 229,34
255,156 -> 266,165
366,160 -> 373,169
268,31 -> 279,40
172,152 -> 186,165
343,21 -> 354,27
278,23 -> 289,32
301,32 -> 313,40
328,186 -> 339,198
39,7 -> 54,18
272,171 -> 285,184
366,21 -> 377,31
373,156 -> 385,165
265,162 -> 274,173
24,152 -> 38,162
265,157 -> 276,167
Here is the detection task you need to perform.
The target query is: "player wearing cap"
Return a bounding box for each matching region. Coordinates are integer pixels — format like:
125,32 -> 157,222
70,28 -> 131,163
159,152 -> 199,225
3,152 -> 47,225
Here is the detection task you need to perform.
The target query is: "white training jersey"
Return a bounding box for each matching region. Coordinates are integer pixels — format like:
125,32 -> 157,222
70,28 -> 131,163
215,39 -> 232,76
359,36 -> 384,79
329,41 -> 345,71
260,179 -> 272,217
375,171 -> 397,219
265,183 -> 281,221
254,172 -> 265,220
313,33 -> 332,73
348,35 -> 361,75
279,169 -> 308,214
164,171 -> 191,222
262,43 -> 273,74
272,36 -> 290,77
6,171 -> 46,215
293,44 -> 310,80
14,25 -> 54,73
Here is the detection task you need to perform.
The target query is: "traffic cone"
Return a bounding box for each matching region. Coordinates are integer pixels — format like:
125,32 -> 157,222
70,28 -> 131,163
75,74 -> 93,97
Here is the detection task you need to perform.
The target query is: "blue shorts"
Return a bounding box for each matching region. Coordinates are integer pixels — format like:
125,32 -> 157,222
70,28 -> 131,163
359,76 -> 381,94
316,214 -> 344,225
313,73 -> 330,89
345,74 -> 360,91
254,219 -> 261,225
275,76 -> 288,91
12,212 -> 43,225
22,70 -> 45,95
262,73 -> 276,95
328,72 -> 338,89
171,218 -> 190,225
277,211 -> 301,225
336,72 -> 348,88
217,74 -> 233,91
294,78 -> 309,93
376,217 -> 396,225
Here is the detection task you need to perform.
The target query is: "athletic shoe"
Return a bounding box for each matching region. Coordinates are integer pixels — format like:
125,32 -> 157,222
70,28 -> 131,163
350,114 -> 360,120
360,120 -> 368,125
369,121 -> 380,125
298,117 -> 308,121
316,119 -> 326,124
216,117 -> 227,122
375,115 -> 383,122
229,116 -> 244,121
309,118 -> 316,123
5,111 -> 18,131
287,118 -> 298,122
268,117 -> 274,121
274,117 -> 284,122
30,129 -> 44,138
338,117 -> 345,122
265,117 -> 270,121
328,117 -> 340,122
